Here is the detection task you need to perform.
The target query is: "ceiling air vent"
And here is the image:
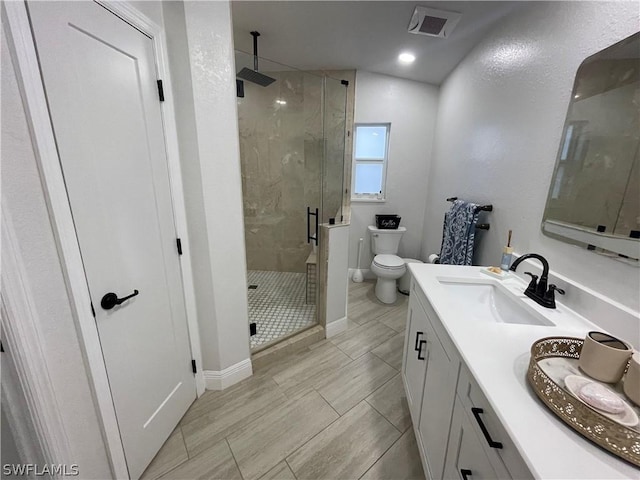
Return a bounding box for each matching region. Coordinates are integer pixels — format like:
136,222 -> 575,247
408,6 -> 462,39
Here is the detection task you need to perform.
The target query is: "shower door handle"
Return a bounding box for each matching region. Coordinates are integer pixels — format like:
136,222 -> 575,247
313,207 -> 318,245
307,206 -> 318,245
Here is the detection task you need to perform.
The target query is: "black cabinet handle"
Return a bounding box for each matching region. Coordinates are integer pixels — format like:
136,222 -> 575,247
417,339 -> 427,360
101,290 -> 139,310
471,407 -> 503,449
414,331 -> 424,351
460,469 -> 472,480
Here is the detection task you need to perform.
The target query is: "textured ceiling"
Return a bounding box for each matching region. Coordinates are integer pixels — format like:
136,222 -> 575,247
231,1 -> 524,85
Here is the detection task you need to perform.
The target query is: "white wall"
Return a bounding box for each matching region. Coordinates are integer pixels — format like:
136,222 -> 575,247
164,0 -> 251,373
162,1 -> 218,372
349,71 -> 439,271
421,1 -> 640,312
325,225 -> 350,333
1,23 -> 112,478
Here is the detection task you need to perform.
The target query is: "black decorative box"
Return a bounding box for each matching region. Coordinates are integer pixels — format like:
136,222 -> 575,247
375,214 -> 401,229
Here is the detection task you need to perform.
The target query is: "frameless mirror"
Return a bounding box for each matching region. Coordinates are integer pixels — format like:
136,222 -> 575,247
542,32 -> 640,263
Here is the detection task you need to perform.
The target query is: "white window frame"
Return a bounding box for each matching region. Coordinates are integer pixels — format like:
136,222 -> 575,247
351,123 -> 390,202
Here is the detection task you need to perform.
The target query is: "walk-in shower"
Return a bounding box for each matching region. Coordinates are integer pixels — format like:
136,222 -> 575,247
235,50 -> 348,350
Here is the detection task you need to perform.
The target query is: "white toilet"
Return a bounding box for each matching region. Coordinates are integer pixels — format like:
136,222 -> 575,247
368,225 -> 407,304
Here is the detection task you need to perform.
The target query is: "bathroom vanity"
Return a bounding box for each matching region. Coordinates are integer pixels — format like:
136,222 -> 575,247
402,264 -> 639,480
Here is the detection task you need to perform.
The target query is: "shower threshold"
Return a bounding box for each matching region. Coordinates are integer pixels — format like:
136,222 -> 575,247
251,323 -> 319,354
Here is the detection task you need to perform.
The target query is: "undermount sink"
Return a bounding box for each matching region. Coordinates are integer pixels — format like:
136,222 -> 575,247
438,279 -> 555,327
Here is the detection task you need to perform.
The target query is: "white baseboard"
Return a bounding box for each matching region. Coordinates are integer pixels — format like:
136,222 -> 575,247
326,316 -> 348,338
203,358 -> 253,391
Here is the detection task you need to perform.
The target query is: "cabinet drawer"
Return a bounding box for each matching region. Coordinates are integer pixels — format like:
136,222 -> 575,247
457,366 -> 533,480
444,397 -> 502,480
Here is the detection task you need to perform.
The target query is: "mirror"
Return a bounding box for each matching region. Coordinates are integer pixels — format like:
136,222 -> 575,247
542,32 -> 640,262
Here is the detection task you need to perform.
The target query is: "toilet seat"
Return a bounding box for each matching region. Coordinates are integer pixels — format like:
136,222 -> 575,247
373,254 -> 405,269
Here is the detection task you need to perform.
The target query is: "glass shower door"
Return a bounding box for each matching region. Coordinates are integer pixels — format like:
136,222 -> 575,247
322,76 -> 348,225
235,51 -> 324,350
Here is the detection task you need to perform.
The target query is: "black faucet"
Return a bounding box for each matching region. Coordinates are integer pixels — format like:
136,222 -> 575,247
509,253 -> 565,309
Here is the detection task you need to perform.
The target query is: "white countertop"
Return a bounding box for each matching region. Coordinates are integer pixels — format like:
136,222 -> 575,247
408,264 -> 640,480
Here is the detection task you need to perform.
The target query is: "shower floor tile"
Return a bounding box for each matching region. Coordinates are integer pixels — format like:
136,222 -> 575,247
248,270 -> 317,349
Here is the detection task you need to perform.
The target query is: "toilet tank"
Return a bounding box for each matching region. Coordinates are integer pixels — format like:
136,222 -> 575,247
368,226 -> 407,254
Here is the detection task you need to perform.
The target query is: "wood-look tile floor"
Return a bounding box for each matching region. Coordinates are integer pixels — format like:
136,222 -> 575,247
141,281 -> 425,480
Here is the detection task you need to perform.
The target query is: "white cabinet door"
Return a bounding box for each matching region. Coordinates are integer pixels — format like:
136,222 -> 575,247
402,291 -> 429,422
418,318 -> 460,480
444,398 -> 500,480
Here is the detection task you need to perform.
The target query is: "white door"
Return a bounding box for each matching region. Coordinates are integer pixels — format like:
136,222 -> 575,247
27,2 -> 196,478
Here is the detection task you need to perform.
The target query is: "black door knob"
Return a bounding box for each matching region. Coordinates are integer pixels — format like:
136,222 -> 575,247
101,290 -> 139,310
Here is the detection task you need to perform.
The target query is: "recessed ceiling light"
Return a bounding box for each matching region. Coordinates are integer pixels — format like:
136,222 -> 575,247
275,99 -> 287,105
398,52 -> 416,64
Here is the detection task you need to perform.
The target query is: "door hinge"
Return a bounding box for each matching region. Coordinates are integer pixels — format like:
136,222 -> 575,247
176,238 -> 183,255
90,302 -> 96,317
157,80 -> 165,102
191,359 -> 197,374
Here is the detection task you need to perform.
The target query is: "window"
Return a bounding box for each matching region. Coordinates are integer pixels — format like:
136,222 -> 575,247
352,124 -> 390,201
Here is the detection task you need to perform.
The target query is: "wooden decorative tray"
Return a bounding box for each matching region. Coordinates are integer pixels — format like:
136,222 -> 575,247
527,336 -> 640,467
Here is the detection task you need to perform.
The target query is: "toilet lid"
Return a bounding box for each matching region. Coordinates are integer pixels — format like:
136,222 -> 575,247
373,254 -> 404,269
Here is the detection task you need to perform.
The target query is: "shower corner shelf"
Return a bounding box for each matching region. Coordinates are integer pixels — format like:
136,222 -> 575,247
306,252 -> 317,305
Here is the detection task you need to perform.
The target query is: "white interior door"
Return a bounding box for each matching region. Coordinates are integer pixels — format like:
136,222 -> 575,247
27,2 -> 196,478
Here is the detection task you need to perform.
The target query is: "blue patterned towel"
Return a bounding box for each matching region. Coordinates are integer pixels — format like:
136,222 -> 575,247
438,200 -> 480,266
